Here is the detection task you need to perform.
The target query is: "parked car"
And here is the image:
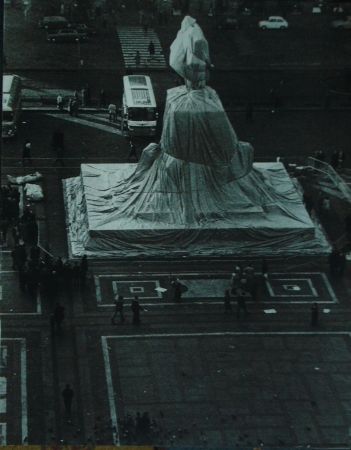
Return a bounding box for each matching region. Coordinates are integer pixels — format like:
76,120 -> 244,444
39,16 -> 69,31
331,17 -> 351,29
47,28 -> 87,43
216,14 -> 239,30
258,16 -> 288,29
72,23 -> 97,36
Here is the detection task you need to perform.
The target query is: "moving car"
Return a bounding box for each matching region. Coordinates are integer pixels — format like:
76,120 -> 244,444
258,16 -> 288,29
39,16 -> 69,31
47,28 -> 87,43
216,14 -> 239,30
331,17 -> 351,29
73,23 -> 97,36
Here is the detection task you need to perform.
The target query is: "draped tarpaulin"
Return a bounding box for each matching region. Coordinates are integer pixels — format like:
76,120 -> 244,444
63,17 -> 329,257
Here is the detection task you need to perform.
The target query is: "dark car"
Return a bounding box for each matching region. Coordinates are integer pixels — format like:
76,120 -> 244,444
39,16 -> 69,31
216,14 -> 239,30
47,28 -> 87,43
72,23 -> 97,36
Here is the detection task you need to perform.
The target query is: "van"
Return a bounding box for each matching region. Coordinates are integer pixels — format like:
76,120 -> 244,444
39,16 -> 69,31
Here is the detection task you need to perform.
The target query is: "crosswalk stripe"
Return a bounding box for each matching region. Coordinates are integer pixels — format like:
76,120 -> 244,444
117,26 -> 167,70
46,113 -> 124,135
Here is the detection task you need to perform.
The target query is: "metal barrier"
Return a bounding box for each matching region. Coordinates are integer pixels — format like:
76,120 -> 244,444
305,156 -> 351,203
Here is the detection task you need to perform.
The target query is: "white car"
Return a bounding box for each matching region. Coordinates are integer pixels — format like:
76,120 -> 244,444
258,16 -> 288,30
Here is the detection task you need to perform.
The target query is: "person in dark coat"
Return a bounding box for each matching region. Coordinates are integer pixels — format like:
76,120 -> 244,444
224,289 -> 232,312
131,296 -> 144,325
171,278 -> 183,302
311,302 -> 319,326
80,254 -> 88,289
62,384 -> 74,415
236,288 -> 249,319
148,41 -> 155,60
53,302 -> 65,331
111,295 -> 125,324
22,141 -> 32,166
128,140 -> 138,160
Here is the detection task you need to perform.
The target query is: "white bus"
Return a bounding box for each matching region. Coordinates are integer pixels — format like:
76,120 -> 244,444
122,75 -> 157,137
2,74 -> 22,138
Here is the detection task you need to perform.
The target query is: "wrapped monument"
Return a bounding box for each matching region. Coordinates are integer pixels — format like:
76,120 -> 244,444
63,17 -> 329,257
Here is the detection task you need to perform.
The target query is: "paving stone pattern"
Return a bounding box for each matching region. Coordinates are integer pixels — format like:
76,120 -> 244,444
102,334 -> 351,446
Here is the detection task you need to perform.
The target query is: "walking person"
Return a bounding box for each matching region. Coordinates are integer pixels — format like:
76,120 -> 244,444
245,101 -> 253,122
131,296 -> 144,325
22,140 -> 32,166
128,140 -> 138,160
53,302 -> 65,333
108,103 -> 117,122
135,50 -> 141,67
236,288 -> 249,319
57,93 -> 64,110
62,384 -> 74,415
224,289 -> 232,312
148,41 -> 155,61
171,278 -> 184,302
111,295 -> 125,324
99,89 -> 106,108
311,302 -> 319,327
80,254 -> 88,289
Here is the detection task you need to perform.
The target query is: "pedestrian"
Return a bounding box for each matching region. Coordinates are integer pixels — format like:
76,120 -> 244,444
236,288 -> 249,319
143,19 -> 149,35
53,302 -> 65,331
261,258 -> 268,278
311,302 -> 319,326
22,140 -> 32,166
314,149 -> 325,162
71,99 -> 79,117
337,251 -> 346,276
131,296 -> 144,325
62,384 -> 74,415
68,98 -> 74,116
80,254 -> 88,289
224,289 -> 232,312
245,101 -> 253,122
108,103 -> 117,122
328,248 -> 339,277
57,93 -> 64,110
73,90 -> 79,101
171,278 -> 183,302
128,140 -> 138,160
72,262 -> 80,289
148,41 -> 155,60
99,89 -> 106,108
111,295 -> 125,324
330,149 -> 339,169
135,50 -> 141,67
85,83 -> 91,106
337,149 -> 345,170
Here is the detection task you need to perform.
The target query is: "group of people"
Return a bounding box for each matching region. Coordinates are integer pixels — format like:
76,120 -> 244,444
314,148 -> 346,170
111,295 -> 145,325
56,86 -> 109,112
1,192 -> 38,251
119,411 -> 158,444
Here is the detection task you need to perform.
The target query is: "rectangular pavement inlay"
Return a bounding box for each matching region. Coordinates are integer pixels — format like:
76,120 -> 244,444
102,332 -> 351,446
95,272 -> 337,305
0,272 -> 42,315
0,339 -> 27,445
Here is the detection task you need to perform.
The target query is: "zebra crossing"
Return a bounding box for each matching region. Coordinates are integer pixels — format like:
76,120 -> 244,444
46,112 -> 126,136
117,26 -> 167,70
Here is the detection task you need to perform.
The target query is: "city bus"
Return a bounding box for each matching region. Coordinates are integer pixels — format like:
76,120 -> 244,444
122,75 -> 157,137
2,74 -> 22,138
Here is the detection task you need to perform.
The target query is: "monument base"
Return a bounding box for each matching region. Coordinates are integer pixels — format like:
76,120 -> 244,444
63,163 -> 330,258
